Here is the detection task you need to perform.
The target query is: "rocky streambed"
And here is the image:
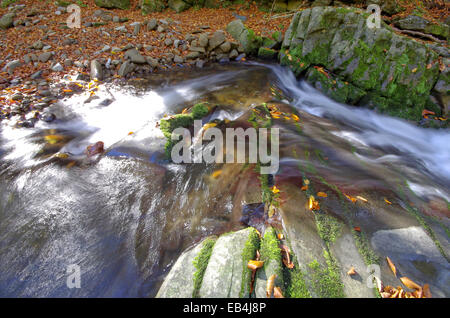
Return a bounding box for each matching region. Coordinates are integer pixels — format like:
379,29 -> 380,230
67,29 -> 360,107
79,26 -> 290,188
0,1 -> 449,299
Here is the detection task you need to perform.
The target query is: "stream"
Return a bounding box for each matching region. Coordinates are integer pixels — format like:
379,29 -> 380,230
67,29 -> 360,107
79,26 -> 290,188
0,63 -> 448,297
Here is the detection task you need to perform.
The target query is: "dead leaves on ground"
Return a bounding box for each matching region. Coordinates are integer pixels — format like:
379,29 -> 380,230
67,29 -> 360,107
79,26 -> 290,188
377,257 -> 432,298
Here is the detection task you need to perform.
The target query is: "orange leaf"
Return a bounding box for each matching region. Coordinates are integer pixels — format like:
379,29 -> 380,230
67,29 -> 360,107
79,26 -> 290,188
347,266 -> 357,276
300,185 -> 308,191
423,284 -> 432,298
386,257 -> 397,276
422,109 -> 435,117
273,286 -> 284,298
247,260 -> 264,270
211,170 -> 222,178
317,192 -> 327,198
354,226 -> 361,232
277,233 -> 284,240
400,277 -> 421,290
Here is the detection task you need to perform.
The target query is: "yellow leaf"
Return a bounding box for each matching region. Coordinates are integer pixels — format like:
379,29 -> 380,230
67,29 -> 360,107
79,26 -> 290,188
384,198 -> 392,205
291,114 -> 300,122
268,204 -> 276,218
412,68 -> 417,73
400,277 -> 421,290
304,179 -> 310,185
54,153 -> 69,159
386,257 -> 397,276
317,191 -> 327,198
266,274 -> 276,298
247,260 -> 264,270
271,186 -> 280,194
211,170 -> 222,178
356,195 -> 368,202
182,108 -> 188,114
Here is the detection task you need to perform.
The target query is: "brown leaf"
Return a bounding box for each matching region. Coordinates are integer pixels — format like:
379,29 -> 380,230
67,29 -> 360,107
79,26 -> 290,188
386,257 -> 397,276
400,277 -> 421,290
280,244 -> 294,269
273,286 -> 284,298
423,284 -> 432,298
266,274 -> 276,298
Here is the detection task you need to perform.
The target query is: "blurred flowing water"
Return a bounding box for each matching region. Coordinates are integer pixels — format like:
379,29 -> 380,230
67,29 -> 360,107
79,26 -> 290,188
0,63 -> 448,297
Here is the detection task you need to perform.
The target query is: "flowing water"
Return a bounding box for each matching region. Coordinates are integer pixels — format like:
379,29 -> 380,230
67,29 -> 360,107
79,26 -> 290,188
0,63 -> 448,297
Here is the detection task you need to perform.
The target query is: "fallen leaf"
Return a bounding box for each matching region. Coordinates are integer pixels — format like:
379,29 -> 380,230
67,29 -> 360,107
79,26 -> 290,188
422,109 -> 435,117
247,260 -> 264,270
347,266 -> 357,276
211,170 -> 222,178
300,185 -> 308,191
384,198 -> 392,205
411,68 -> 417,73
274,286 -> 284,298
400,277 -> 421,290
271,186 -> 280,194
356,195 -> 368,202
268,204 -> 276,218
266,274 -> 276,298
277,233 -> 284,240
386,257 -> 397,276
317,191 -> 327,198
423,284 -> 432,298
354,226 -> 361,232
291,114 -> 300,122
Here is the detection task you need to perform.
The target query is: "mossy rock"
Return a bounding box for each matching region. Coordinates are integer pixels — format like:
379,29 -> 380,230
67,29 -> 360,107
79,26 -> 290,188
156,236 -> 217,298
94,0 -> 130,10
226,19 -> 263,56
141,0 -> 166,14
258,47 -> 278,60
168,0 -> 191,13
281,6 -> 443,121
254,227 -> 284,298
199,227 -> 260,298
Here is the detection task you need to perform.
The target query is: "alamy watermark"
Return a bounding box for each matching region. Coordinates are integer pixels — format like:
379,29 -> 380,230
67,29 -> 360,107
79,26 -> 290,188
66,4 -> 381,30
66,264 -> 81,289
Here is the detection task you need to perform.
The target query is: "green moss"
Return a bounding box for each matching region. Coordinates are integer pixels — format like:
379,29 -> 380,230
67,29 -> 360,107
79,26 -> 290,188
160,114 -> 193,139
282,240 -> 311,298
308,250 -> 345,298
260,228 -> 282,264
240,227 -> 261,297
258,47 -> 277,60
192,237 -> 217,298
315,213 -> 343,246
191,103 -> 209,119
353,229 -> 380,265
141,0 -> 165,14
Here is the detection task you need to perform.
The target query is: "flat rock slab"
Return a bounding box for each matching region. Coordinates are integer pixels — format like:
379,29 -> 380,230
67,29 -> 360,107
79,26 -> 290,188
254,259 -> 283,298
371,226 -> 450,297
156,237 -> 215,298
199,228 -> 255,298
331,230 -> 376,298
